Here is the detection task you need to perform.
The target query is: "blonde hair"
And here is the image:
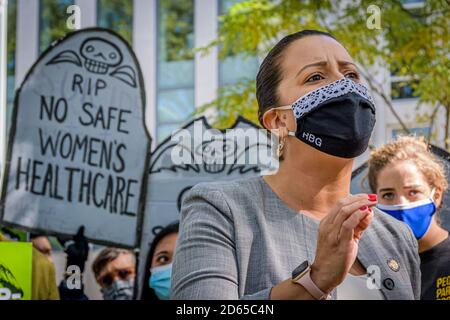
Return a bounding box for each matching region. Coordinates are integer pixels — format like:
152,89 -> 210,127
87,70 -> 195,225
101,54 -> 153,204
368,136 -> 448,195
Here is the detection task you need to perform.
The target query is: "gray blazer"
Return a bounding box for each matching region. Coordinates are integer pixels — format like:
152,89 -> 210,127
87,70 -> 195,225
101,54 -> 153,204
171,176 -> 421,300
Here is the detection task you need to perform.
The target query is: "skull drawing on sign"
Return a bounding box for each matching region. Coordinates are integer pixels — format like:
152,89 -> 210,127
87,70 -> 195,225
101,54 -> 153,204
196,138 -> 236,173
46,32 -> 137,88
80,38 -> 123,74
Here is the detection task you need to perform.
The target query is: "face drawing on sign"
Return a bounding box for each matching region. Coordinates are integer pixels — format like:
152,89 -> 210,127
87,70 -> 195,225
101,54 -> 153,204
0,263 -> 24,300
46,37 -> 137,88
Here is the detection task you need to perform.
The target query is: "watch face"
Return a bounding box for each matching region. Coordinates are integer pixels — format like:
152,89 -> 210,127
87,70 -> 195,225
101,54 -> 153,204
292,260 -> 310,279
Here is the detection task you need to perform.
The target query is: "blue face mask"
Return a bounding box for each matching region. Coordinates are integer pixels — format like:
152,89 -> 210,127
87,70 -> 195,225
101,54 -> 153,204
149,263 -> 172,300
377,189 -> 436,239
101,278 -> 134,300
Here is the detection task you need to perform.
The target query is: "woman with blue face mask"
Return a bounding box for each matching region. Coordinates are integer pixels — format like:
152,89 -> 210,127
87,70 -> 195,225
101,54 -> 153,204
368,136 -> 450,300
142,222 -> 179,300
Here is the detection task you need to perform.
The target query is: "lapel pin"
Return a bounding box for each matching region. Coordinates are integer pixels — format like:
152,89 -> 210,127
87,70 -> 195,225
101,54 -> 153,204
387,258 -> 400,272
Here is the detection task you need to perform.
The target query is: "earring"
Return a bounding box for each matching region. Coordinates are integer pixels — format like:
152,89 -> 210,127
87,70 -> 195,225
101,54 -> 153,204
276,127 -> 288,158
277,138 -> 286,158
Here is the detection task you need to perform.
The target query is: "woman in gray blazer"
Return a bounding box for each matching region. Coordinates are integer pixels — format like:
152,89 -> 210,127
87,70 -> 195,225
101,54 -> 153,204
171,30 -> 421,300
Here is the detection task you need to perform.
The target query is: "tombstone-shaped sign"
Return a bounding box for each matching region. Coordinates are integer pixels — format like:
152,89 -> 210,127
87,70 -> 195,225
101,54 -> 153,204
0,28 -> 150,248
351,144 -> 450,231
137,116 -> 277,297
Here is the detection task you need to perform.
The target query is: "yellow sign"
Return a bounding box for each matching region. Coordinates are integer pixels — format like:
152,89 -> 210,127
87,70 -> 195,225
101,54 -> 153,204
436,275 -> 450,300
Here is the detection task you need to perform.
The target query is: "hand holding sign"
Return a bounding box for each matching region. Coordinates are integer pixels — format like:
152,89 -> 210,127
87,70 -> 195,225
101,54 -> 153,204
58,226 -> 89,274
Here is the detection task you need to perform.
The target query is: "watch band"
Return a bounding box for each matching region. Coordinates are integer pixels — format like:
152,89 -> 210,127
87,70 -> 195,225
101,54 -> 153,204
293,268 -> 331,300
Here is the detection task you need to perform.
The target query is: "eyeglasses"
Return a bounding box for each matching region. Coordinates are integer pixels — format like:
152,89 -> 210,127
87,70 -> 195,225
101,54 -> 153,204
98,268 -> 135,287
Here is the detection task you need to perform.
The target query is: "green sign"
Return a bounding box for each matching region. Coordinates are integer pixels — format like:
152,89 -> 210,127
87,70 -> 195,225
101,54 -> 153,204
0,227 -> 28,242
0,242 -> 32,300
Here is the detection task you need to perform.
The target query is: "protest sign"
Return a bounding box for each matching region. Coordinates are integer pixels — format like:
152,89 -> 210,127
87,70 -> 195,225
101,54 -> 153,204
0,28 -> 150,248
0,242 -> 32,300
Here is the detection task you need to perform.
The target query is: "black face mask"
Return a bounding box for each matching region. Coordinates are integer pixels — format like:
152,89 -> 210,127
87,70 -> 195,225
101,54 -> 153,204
279,78 -> 376,158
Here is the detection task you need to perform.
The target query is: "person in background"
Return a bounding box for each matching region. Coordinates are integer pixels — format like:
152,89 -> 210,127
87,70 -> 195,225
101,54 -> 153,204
30,234 -> 53,263
0,232 -> 60,300
368,136 -> 450,300
92,247 -> 136,300
57,226 -> 90,300
142,222 -> 179,300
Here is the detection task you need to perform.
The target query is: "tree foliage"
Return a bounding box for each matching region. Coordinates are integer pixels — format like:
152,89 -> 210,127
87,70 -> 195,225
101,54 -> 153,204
6,0 -> 16,76
197,0 -> 449,138
159,0 -> 194,61
97,0 -> 133,45
39,0 -> 74,52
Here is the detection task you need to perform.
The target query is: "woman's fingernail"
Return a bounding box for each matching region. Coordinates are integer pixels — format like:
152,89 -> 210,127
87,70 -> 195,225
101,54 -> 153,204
368,207 -> 373,213
360,206 -> 368,211
368,194 -> 377,201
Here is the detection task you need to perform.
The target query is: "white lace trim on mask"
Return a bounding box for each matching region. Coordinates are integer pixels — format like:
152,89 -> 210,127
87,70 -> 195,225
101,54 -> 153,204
291,78 -> 375,119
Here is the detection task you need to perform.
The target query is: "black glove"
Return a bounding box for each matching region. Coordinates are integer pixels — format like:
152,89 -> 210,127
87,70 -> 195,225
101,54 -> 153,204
58,226 -> 89,274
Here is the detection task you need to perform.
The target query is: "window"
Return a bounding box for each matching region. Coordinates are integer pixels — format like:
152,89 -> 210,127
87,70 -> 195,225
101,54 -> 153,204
392,127 -> 430,139
389,3 -> 425,100
6,0 -> 17,133
401,0 -> 425,7
401,0 -> 424,3
39,0 -> 74,53
97,0 -> 133,45
391,79 -> 419,100
156,0 -> 195,142
218,0 -> 259,87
